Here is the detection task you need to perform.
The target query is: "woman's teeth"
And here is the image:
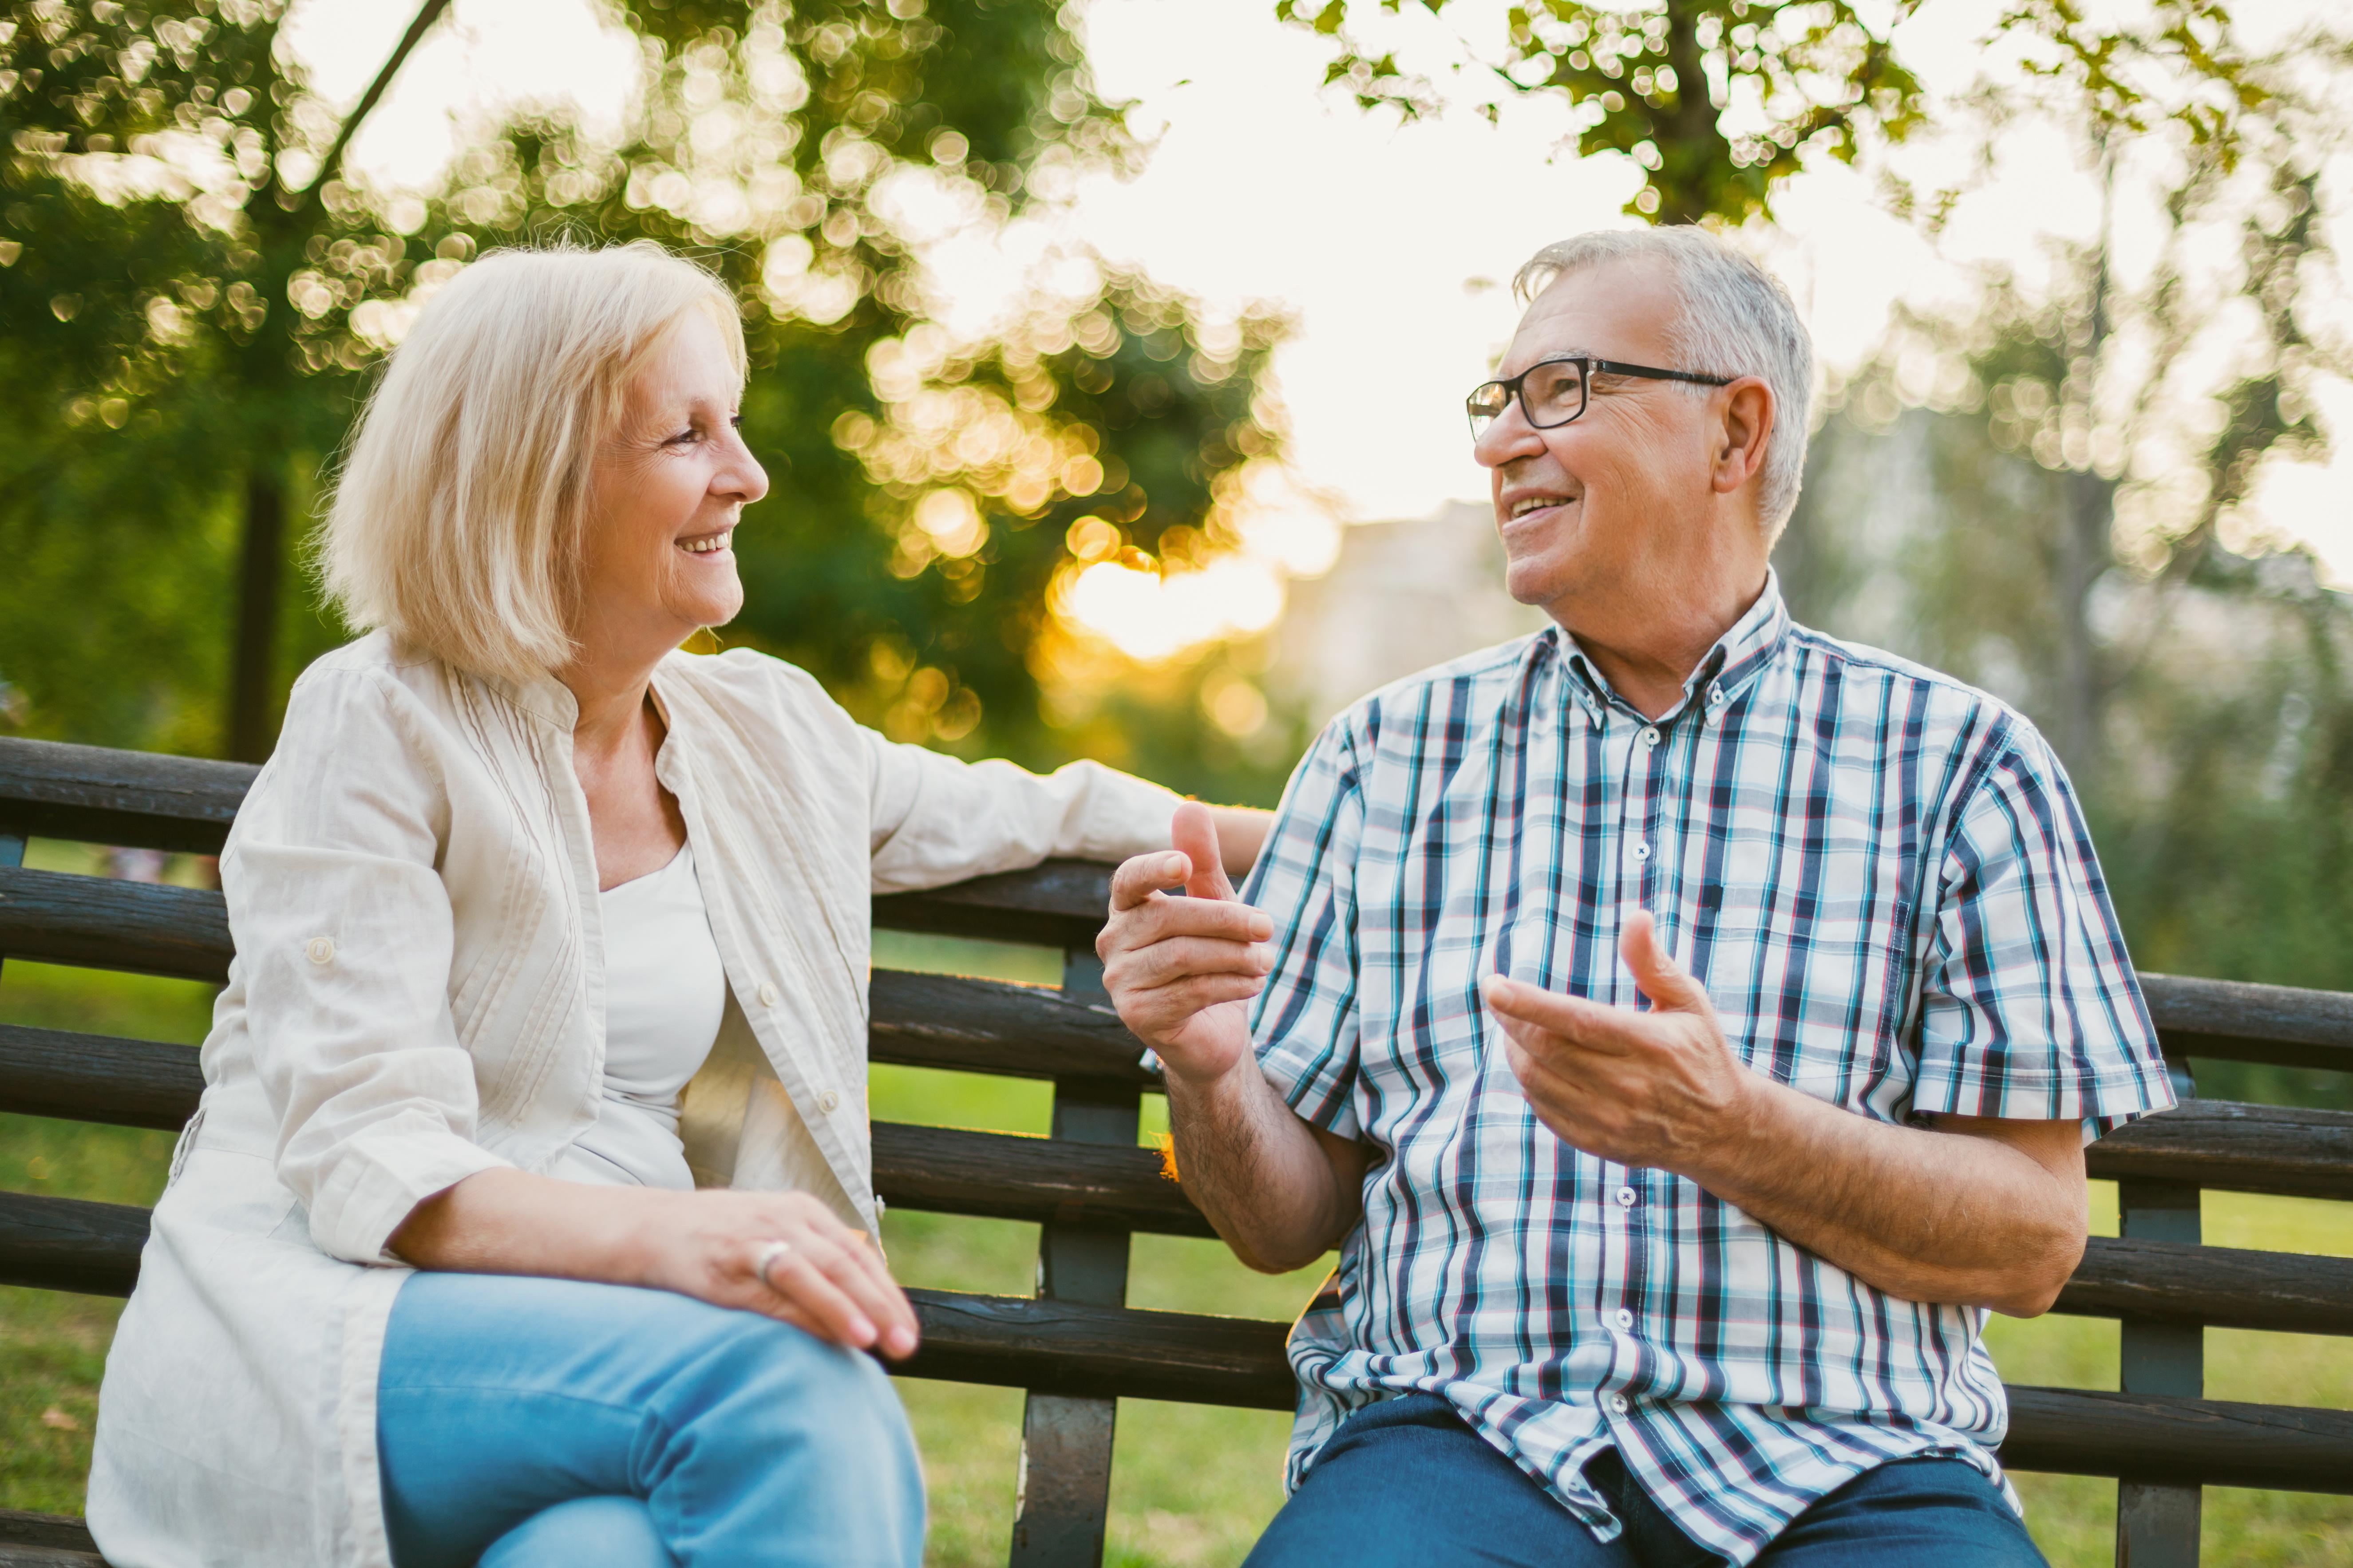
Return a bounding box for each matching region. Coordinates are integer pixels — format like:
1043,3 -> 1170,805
680,533 -> 730,554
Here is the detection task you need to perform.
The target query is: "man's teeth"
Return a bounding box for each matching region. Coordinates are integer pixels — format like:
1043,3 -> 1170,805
1510,496 -> 1574,518
680,534 -> 730,553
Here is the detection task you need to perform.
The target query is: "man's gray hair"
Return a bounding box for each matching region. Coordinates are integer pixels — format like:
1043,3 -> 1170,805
1515,228 -> 1813,537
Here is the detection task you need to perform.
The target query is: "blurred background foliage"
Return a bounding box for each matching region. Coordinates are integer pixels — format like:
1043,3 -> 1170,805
0,0 -> 1304,787
1776,29 -> 2353,1102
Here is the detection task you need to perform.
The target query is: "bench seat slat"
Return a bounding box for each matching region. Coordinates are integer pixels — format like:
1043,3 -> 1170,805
2,1187 -> 2351,1497
0,1508 -> 103,1567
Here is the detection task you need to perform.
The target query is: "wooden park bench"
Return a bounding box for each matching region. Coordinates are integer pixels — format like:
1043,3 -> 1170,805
2,733 -> 2352,1568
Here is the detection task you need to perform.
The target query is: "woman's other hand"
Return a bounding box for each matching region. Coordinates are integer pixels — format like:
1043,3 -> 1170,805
390,1171 -> 920,1360
648,1189 -> 920,1359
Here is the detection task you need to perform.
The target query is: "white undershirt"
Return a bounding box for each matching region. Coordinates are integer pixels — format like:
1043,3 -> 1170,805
553,841 -> 727,1190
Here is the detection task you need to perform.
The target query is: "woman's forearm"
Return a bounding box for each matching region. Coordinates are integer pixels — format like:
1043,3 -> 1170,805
388,1169 -> 923,1356
1206,805 -> 1274,880
388,1168 -> 666,1280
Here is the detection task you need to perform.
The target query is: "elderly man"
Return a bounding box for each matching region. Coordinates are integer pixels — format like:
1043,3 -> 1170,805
1096,226 -> 2175,1568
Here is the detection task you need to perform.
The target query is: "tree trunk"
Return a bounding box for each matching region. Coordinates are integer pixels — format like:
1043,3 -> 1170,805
229,471 -> 285,764
1654,0 -> 1728,226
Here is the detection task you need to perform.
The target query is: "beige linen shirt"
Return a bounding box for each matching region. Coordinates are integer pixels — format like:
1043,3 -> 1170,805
87,631 -> 1178,1568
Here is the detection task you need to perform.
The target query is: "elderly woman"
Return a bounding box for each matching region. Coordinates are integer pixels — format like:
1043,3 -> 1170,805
87,242 -> 1264,1568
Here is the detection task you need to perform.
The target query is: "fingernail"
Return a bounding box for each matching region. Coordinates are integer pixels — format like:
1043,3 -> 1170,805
1250,914 -> 1273,939
887,1327 -> 917,1357
850,1315 -> 877,1346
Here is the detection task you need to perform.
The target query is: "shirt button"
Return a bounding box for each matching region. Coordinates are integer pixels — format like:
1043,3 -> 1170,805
818,1090 -> 841,1114
1608,1393 -> 1630,1416
1613,1308 -> 1635,1331
1631,841 -> 1651,862
1616,1186 -> 1637,1207
304,936 -> 335,964
758,982 -> 780,1007
1707,683 -> 1725,705
1640,726 -> 1660,747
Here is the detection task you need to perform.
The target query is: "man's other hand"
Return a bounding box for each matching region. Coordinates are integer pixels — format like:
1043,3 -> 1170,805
1099,802 -> 1274,1087
1482,908 -> 1753,1170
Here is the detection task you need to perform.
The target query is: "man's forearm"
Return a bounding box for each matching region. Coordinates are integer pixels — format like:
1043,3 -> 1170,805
1165,1062 -> 1359,1275
1685,1081 -> 2087,1315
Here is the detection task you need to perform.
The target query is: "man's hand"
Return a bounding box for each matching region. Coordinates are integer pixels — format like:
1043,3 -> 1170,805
1483,906 -> 2090,1315
1098,802 -> 1274,1086
1482,908 -> 1752,1169
1097,802 -> 1365,1274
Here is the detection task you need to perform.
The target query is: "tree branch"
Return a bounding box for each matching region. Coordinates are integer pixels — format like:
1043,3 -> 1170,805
274,0 -> 454,224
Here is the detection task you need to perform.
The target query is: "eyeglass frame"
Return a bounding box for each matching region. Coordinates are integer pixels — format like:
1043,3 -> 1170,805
1466,355 -> 1735,439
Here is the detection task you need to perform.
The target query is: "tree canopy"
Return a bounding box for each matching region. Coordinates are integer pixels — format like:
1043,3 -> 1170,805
1276,0 -> 2274,225
0,0 -> 1292,775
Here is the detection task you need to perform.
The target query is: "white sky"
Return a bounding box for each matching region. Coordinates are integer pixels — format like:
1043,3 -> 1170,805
303,0 -> 2353,593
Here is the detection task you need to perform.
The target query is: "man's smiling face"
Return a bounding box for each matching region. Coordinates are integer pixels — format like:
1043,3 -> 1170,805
1475,259 -> 1727,619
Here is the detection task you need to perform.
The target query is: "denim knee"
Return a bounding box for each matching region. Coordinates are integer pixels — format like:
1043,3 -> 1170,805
677,1314 -> 925,1540
480,1496 -> 676,1568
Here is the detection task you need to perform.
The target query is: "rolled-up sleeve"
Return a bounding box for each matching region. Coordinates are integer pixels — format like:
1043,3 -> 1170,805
1911,723 -> 2175,1135
1247,719 -> 1368,1139
863,730 -> 1182,893
229,668 -> 510,1265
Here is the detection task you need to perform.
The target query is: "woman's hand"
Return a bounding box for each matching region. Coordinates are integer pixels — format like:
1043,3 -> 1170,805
643,1189 -> 921,1359
389,1170 -> 920,1359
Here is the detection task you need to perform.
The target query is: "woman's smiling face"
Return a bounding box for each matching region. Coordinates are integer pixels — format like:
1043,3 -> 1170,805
576,307 -> 769,663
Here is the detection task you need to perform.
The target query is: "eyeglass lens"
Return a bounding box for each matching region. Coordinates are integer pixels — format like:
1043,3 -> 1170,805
1468,359 -> 1588,436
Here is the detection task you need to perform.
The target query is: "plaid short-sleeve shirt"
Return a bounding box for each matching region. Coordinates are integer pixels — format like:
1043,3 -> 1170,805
1244,574 -> 2172,1564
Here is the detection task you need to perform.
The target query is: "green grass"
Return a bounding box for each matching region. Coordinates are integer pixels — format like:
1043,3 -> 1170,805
4,921 -> 2351,1563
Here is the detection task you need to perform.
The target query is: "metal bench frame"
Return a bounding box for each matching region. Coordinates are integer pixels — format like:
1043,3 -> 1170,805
2,738 -> 2352,1567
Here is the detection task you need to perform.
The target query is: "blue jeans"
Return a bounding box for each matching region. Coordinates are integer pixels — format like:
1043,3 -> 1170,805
1243,1394 -> 2049,1567
376,1272 -> 924,1568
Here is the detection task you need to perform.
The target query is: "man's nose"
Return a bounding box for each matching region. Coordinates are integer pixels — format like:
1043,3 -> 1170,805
1473,400 -> 1546,470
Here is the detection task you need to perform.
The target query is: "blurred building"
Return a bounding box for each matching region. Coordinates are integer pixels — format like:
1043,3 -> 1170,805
1269,500 -> 1547,728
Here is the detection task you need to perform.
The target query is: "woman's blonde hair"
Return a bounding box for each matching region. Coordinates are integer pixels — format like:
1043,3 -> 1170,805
320,241 -> 747,683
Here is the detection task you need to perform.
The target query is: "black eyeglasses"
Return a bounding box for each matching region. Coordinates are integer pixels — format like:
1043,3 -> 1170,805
1467,355 -> 1733,438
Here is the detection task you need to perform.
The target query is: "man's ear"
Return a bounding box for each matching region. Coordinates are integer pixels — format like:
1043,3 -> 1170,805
1712,377 -> 1775,497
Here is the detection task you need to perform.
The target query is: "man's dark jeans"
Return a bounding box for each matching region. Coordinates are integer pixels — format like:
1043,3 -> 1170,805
1241,1394 -> 2050,1567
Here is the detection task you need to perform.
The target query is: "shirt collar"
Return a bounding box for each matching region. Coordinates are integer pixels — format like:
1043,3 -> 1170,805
1543,569 -> 1789,726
